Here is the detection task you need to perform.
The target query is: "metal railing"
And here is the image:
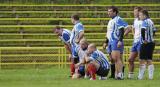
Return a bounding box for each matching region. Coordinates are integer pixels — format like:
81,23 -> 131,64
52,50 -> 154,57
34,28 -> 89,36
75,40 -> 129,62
0,47 -> 160,69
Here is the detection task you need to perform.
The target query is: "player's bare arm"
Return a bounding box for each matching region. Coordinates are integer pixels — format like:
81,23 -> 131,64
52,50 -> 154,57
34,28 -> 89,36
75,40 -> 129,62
76,31 -> 84,43
124,25 -> 133,36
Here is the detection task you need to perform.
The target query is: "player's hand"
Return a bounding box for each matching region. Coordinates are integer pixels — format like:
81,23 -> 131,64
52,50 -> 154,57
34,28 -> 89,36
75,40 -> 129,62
153,31 -> 156,36
75,39 -> 80,44
103,43 -> 107,50
143,40 -> 148,44
86,51 -> 91,56
117,41 -> 122,48
68,54 -> 72,61
75,63 -> 80,68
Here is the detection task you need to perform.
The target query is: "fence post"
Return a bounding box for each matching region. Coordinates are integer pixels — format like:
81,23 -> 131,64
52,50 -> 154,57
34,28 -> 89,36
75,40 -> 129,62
61,47 -> 64,68
0,49 -> 1,69
58,47 -> 61,69
64,47 -> 67,68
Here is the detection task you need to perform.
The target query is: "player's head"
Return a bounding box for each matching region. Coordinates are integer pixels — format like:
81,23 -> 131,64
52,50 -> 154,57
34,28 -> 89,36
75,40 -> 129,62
53,26 -> 63,36
134,6 -> 143,18
87,43 -> 97,54
107,6 -> 119,18
71,14 -> 80,24
79,38 -> 89,51
139,10 -> 149,20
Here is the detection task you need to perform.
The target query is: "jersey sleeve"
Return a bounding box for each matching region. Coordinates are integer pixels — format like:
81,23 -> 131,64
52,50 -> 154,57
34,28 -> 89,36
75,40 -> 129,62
151,22 -> 157,32
62,33 -> 70,43
75,24 -> 84,33
89,52 -> 99,60
153,26 -> 157,32
117,18 -> 128,29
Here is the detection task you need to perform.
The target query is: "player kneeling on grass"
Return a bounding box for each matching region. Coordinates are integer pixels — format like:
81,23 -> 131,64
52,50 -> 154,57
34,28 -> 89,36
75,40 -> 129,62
85,43 -> 110,80
72,39 -> 88,79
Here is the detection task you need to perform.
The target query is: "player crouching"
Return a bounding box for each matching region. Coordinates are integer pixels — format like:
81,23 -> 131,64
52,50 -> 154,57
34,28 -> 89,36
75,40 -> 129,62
72,39 -> 88,79
85,43 -> 110,80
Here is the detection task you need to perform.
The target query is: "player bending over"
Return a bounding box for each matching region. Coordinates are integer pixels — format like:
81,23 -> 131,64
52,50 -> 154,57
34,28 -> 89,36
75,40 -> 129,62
54,26 -> 74,76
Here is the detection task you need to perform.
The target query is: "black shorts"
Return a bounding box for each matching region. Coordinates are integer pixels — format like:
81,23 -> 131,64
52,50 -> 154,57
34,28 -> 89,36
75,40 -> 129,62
71,57 -> 79,64
139,42 -> 155,60
96,67 -> 110,77
72,58 -> 79,64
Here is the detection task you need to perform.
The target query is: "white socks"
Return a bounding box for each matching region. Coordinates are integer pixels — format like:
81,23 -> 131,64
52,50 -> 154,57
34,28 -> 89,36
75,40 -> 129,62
128,72 -> 134,79
138,64 -> 154,80
138,64 -> 146,80
148,64 -> 154,80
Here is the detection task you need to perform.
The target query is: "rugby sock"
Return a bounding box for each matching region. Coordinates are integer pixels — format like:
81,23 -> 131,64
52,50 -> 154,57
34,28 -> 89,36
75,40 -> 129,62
110,64 -> 115,78
87,63 -> 96,80
122,65 -> 125,76
148,64 -> 154,79
128,72 -> 134,79
70,63 -> 75,76
138,64 -> 146,80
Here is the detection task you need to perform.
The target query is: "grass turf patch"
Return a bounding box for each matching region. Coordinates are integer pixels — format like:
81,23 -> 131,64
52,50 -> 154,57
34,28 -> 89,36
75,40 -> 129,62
0,67 -> 159,87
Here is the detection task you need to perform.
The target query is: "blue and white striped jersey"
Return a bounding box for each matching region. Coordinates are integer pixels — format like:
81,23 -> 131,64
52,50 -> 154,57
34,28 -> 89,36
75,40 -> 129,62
140,18 -> 155,43
89,50 -> 110,69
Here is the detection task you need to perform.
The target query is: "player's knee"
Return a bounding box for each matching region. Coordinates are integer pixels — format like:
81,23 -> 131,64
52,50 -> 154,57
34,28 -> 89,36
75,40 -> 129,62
87,63 -> 96,72
112,56 -> 121,62
110,59 -> 115,64
147,60 -> 152,65
128,58 -> 134,63
139,60 -> 145,64
112,52 -> 121,61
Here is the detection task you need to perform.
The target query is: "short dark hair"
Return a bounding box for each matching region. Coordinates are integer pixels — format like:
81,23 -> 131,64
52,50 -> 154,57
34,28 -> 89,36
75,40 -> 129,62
53,26 -> 61,32
140,9 -> 150,18
134,6 -> 143,11
71,14 -> 79,20
54,26 -> 61,30
108,6 -> 119,14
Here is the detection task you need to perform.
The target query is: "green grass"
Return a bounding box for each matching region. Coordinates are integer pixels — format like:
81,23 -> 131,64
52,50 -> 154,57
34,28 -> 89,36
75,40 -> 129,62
0,67 -> 160,87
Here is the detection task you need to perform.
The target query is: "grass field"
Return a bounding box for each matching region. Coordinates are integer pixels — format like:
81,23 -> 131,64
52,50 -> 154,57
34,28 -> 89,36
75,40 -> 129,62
0,67 -> 159,87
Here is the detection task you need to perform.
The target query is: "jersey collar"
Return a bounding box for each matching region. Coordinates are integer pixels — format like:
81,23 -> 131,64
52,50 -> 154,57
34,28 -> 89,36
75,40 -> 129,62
112,15 -> 117,19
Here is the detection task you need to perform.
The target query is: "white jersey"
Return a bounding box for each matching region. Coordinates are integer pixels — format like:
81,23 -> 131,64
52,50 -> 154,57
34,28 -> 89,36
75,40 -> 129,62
74,45 -> 87,62
133,18 -> 143,43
